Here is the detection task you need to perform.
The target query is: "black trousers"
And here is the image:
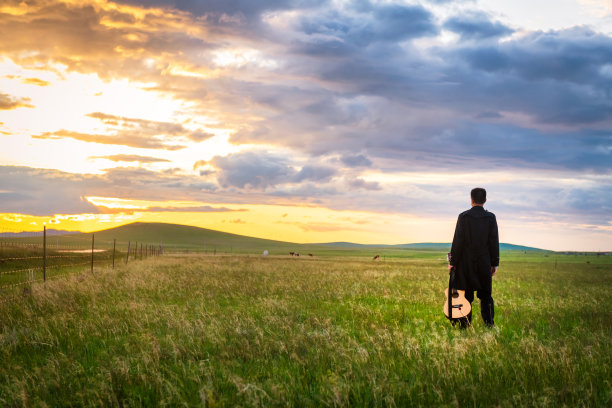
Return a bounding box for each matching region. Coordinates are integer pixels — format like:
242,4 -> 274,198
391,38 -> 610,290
459,289 -> 494,328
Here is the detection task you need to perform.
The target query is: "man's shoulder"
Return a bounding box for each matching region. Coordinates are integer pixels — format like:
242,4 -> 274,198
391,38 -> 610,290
484,209 -> 497,219
460,207 -> 496,219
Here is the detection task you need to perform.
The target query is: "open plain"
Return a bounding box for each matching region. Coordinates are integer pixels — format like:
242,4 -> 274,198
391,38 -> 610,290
0,252 -> 610,407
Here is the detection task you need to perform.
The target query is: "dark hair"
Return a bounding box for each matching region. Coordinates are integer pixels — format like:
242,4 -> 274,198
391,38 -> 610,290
471,187 -> 486,205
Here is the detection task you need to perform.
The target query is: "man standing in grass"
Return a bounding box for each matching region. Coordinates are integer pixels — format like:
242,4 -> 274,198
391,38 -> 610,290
448,187 -> 499,328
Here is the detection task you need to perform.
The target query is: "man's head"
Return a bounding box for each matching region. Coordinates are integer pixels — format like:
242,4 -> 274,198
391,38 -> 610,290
471,187 -> 487,206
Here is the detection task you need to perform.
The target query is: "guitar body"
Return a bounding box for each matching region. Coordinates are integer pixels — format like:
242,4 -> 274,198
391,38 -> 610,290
443,288 -> 472,320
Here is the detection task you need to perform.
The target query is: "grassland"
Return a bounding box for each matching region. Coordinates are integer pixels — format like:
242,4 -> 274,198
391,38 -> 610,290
0,252 -> 610,407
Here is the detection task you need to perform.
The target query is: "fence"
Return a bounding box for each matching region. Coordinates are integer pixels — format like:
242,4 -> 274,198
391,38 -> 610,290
0,226 -> 163,301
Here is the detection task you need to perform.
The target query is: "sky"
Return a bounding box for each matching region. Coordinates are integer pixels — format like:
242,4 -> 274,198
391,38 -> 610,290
0,0 -> 611,251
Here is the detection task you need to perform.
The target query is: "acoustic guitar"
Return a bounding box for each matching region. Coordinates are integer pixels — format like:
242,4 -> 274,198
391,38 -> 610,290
443,287 -> 472,320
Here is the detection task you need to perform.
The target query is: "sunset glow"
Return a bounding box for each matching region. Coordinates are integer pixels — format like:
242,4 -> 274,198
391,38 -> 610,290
1,0 -> 611,251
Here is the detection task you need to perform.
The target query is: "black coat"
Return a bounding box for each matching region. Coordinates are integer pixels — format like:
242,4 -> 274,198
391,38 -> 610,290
449,206 -> 499,291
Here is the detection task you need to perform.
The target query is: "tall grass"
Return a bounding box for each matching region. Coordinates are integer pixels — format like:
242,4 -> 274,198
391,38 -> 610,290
0,255 -> 610,406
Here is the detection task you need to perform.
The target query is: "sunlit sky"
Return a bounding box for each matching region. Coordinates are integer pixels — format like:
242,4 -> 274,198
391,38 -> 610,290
1,0 -> 611,251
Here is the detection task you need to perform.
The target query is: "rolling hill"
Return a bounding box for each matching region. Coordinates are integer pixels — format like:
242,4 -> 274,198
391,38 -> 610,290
2,222 -> 547,254
322,242 -> 544,251
70,222 -> 298,252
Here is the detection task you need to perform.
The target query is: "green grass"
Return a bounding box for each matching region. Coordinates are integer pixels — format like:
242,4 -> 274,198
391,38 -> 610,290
0,253 -> 611,406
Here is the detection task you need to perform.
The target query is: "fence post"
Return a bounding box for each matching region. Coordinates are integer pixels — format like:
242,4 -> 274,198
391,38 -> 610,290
135,241 -> 138,260
91,233 -> 95,274
126,241 -> 130,264
43,226 -> 47,282
112,239 -> 116,269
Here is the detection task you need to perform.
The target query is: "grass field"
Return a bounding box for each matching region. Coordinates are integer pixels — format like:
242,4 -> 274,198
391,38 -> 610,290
0,252 -> 611,406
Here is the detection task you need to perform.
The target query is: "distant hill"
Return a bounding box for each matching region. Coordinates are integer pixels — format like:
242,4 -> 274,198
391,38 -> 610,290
2,222 -> 546,253
74,222 -> 296,252
0,229 -> 76,237
320,242 -> 544,251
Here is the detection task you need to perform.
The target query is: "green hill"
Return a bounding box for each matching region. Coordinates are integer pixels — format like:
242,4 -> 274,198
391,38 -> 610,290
2,222 -> 547,255
321,242 -> 544,251
73,222 -> 298,253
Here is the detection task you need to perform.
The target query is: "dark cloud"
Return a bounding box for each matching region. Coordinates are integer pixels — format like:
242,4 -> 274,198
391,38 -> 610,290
210,151 -> 295,189
115,0 -> 328,18
0,166 -> 101,215
454,27 -> 612,85
341,154 -> 372,167
441,27 -> 612,127
346,178 -> 381,191
293,165 -> 336,182
475,111 -> 503,119
443,13 -> 513,40
360,2 -> 438,43
210,151 -> 336,189
293,2 -> 437,56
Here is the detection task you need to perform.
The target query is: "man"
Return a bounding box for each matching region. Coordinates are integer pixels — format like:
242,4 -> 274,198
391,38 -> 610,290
448,187 -> 499,328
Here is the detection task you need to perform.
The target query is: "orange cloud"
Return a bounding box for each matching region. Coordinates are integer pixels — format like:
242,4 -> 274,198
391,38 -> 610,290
0,93 -> 33,110
21,77 -> 50,86
33,129 -> 186,150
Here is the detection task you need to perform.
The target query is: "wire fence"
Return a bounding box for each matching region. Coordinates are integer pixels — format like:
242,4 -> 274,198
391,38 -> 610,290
0,226 -> 163,302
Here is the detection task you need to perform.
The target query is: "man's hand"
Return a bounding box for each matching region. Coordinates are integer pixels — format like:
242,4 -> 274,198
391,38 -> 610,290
448,264 -> 455,272
491,266 -> 498,276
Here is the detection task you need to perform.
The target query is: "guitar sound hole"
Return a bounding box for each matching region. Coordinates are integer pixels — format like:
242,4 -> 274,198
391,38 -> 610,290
452,292 -> 459,298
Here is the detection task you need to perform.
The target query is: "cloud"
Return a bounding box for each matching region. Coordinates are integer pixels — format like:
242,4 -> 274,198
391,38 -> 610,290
0,166 -> 101,215
21,77 -> 50,86
340,154 -> 372,167
33,111 -> 215,150
229,218 -> 246,224
210,151 -> 336,189
86,112 -> 213,143
115,0 -> 328,19
475,111 -> 503,119
0,166 -> 221,215
34,129 -> 186,151
456,27 -> 612,84
443,13 -> 514,40
0,0 -> 610,246
193,160 -> 208,170
210,151 -> 296,189
89,154 -> 171,163
99,205 -> 241,213
0,93 -> 33,110
346,177 -> 381,191
293,165 -> 336,182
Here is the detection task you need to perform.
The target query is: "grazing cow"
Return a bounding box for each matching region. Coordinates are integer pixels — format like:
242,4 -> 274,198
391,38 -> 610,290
308,253 -> 313,257
373,254 -> 380,260
290,252 -> 295,256
296,253 -> 300,257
